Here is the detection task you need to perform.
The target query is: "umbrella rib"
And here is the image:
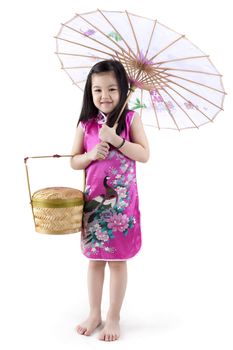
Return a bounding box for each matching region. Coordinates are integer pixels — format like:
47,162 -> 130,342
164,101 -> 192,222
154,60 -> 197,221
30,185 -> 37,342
148,34 -> 185,61
161,77 -> 224,110
123,60 -> 155,86
145,19 -> 157,58
62,66 -> 93,69
55,52 -> 109,61
132,66 -> 162,87
114,51 -> 134,82
76,13 -> 135,59
139,89 -> 144,119
155,90 -> 180,130
141,66 -> 162,84
125,10 -> 140,55
60,61 -> 80,85
97,9 -> 138,60
139,74 -> 157,87
156,77 -> 214,122
116,51 -> 133,76
117,51 -> 144,84
118,53 -> 138,86
55,36 -> 117,59
146,73 -> 180,130
73,79 -> 87,84
156,67 -> 222,77
154,55 -> 209,66
60,23 -> 122,57
125,62 -> 214,94
149,92 -> 161,129
157,84 -> 199,128
159,72 -> 226,94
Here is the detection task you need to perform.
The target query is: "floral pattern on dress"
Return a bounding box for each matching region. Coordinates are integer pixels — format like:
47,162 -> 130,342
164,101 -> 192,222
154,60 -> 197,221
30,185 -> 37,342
82,149 -> 137,257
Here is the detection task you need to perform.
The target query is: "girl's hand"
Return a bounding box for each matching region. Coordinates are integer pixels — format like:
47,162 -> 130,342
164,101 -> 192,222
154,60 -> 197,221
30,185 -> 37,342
99,124 -> 118,145
88,141 -> 110,161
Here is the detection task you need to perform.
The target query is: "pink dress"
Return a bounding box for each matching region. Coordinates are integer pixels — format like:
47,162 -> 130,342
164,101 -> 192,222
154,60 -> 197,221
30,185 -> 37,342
80,110 -> 141,260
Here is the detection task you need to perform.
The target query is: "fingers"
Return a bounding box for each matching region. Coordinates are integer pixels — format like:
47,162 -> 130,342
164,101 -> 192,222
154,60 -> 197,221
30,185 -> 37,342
97,142 -> 110,160
100,141 -> 110,148
97,152 -> 107,160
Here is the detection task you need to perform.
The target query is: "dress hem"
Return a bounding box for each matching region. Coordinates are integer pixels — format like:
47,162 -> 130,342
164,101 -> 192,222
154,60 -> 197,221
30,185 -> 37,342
82,241 -> 142,262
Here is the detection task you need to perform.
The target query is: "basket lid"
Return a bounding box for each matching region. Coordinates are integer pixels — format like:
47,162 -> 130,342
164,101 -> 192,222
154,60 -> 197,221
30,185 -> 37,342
32,187 -> 84,208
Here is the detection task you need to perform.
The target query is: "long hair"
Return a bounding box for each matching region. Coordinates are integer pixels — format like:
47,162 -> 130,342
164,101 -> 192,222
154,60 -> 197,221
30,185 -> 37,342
77,60 -> 129,135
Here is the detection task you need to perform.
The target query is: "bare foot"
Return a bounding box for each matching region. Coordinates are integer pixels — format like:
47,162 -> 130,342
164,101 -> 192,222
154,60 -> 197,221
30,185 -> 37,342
76,314 -> 102,336
98,318 -> 120,341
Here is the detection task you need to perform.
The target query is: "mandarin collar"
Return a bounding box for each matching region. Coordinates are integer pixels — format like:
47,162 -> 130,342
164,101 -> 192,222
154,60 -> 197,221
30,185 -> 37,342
97,111 -> 109,125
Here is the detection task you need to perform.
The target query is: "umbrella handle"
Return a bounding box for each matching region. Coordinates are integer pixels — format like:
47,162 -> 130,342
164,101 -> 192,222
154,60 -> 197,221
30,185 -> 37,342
24,154 -> 85,225
114,85 -> 136,126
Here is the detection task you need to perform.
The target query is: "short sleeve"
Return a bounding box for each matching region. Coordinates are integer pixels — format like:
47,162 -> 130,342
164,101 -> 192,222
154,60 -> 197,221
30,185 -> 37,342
129,110 -> 136,126
79,121 -> 85,131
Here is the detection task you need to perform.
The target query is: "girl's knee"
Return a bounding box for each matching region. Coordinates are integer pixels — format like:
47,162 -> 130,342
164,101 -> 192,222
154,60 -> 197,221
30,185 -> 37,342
89,260 -> 106,269
108,261 -> 127,269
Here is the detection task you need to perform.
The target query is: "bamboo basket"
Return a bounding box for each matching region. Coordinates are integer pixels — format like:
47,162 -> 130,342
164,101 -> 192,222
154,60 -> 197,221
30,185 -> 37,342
24,154 -> 84,234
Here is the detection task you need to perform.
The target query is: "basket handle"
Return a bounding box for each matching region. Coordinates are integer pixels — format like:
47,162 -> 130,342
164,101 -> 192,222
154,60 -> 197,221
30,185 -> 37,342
24,154 -> 85,224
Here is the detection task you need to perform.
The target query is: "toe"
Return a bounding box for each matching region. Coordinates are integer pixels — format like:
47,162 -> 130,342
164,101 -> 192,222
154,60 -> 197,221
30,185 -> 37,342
98,331 -> 105,341
77,326 -> 86,335
81,328 -> 86,335
84,329 -> 91,336
76,325 -> 81,333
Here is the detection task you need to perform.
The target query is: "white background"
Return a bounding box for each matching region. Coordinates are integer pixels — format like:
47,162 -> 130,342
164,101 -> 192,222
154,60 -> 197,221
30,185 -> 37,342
0,0 -> 232,349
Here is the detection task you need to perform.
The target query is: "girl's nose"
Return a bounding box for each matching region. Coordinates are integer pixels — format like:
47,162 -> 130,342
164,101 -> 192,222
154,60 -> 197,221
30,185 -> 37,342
101,90 -> 110,99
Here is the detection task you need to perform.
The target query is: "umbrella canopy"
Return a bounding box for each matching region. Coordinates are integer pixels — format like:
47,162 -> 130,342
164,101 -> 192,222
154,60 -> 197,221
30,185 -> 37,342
55,9 -> 226,130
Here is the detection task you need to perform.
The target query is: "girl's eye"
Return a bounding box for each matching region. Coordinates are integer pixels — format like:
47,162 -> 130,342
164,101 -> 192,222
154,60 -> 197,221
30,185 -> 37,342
93,88 -> 117,92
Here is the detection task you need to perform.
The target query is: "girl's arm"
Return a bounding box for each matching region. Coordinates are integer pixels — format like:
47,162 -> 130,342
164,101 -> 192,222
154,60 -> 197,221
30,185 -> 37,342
111,113 -> 150,163
70,124 -> 91,170
70,124 -> 110,170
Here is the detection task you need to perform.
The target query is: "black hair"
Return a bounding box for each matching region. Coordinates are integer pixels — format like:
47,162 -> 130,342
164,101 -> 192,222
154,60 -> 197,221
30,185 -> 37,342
77,59 -> 129,135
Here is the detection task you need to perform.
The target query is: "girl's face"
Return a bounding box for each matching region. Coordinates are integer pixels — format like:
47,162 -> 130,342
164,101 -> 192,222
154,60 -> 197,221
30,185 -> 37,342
91,71 -> 120,115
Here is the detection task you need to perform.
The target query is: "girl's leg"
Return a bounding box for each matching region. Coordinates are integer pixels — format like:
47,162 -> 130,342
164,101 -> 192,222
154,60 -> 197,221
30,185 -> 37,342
77,260 -> 106,336
99,261 -> 127,341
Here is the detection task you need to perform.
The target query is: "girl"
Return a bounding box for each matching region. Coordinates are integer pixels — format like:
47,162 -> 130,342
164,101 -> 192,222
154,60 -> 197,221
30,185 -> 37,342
70,60 -> 149,341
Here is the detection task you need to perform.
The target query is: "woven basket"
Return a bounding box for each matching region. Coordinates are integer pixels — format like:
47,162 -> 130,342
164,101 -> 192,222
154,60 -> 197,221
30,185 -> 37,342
32,187 -> 84,234
24,154 -> 85,235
